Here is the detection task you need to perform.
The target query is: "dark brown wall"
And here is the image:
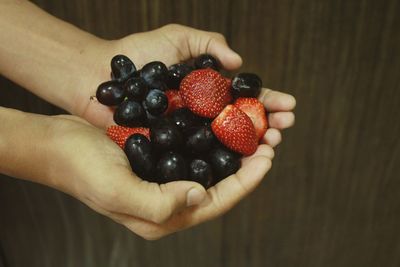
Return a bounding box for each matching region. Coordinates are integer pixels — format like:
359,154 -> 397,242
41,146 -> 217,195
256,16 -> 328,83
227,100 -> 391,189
1,0 -> 400,266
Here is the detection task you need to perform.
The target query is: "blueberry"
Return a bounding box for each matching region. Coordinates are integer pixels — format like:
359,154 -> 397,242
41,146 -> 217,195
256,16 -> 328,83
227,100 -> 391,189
150,121 -> 183,152
194,54 -> 220,71
124,77 -> 148,101
186,125 -> 216,155
157,151 -> 188,183
111,55 -> 136,82
170,108 -> 198,133
96,81 -> 125,106
209,147 -> 241,182
231,73 -> 262,98
113,100 -> 145,127
144,89 -> 168,116
166,63 -> 194,89
140,61 -> 168,88
124,134 -> 155,181
189,159 -> 213,188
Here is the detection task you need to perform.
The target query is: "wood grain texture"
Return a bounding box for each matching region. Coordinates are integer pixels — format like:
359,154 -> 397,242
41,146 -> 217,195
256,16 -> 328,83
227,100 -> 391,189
1,0 -> 400,266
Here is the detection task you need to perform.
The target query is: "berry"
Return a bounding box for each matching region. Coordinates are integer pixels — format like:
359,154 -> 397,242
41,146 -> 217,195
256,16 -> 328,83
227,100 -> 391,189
164,89 -> 185,115
140,61 -> 168,88
209,147 -> 240,182
111,55 -> 136,81
113,100 -> 146,127
144,110 -> 163,128
96,81 -> 125,106
167,63 -> 194,89
157,151 -> 188,182
106,125 -> 150,148
150,121 -> 183,152
124,77 -> 148,101
186,125 -> 216,155
170,108 -> 198,133
231,73 -> 262,98
180,68 -> 232,118
194,54 -> 220,71
211,105 -> 258,156
124,134 -> 155,180
143,89 -> 168,116
189,159 -> 213,188
234,97 -> 268,140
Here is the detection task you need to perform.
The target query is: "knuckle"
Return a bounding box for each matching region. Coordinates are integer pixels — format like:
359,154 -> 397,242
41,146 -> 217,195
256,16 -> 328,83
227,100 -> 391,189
162,23 -> 183,31
211,32 -> 226,41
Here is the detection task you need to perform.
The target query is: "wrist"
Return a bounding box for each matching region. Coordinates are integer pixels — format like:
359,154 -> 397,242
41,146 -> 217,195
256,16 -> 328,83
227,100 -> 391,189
0,107 -> 54,186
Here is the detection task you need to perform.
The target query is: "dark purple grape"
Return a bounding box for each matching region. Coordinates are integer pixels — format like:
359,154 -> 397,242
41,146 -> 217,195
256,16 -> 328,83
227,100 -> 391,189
167,63 -> 194,89
113,100 -> 146,127
125,134 -> 155,181
189,159 -> 213,188
144,89 -> 168,116
231,73 -> 262,98
194,54 -> 220,71
124,77 -> 148,101
96,81 -> 125,106
157,151 -> 188,183
150,121 -> 183,152
209,147 -> 241,183
186,125 -> 216,155
170,108 -> 198,133
140,61 -> 168,88
111,55 -> 136,81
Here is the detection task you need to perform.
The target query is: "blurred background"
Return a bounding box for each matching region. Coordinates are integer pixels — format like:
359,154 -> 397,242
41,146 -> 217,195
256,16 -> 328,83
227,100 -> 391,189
1,0 -> 399,266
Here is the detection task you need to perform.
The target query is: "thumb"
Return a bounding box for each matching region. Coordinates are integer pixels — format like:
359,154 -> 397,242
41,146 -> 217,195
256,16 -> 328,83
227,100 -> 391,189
112,171 -> 207,224
163,24 -> 242,70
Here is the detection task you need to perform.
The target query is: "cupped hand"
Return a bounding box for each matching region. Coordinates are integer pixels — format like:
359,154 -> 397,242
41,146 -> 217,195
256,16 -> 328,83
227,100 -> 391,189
74,24 -> 295,147
45,115 -> 274,239
62,25 -> 295,239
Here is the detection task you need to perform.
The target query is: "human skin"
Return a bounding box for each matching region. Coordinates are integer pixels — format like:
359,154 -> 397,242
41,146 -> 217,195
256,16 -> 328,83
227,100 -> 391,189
0,0 -> 295,239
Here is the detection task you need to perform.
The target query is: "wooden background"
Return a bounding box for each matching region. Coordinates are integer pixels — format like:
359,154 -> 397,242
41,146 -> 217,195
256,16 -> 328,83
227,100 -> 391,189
1,0 -> 400,266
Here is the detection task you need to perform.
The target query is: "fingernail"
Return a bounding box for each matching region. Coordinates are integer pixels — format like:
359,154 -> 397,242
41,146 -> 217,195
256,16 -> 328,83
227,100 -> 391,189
186,188 -> 205,207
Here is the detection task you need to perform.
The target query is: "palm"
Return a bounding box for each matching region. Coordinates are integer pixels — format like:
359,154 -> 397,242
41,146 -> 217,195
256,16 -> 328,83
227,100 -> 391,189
81,29 -> 188,128
53,115 -> 274,240
79,24 -> 295,147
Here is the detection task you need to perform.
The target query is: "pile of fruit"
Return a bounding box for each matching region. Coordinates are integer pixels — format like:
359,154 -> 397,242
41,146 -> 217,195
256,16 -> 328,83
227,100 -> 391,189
96,54 -> 268,188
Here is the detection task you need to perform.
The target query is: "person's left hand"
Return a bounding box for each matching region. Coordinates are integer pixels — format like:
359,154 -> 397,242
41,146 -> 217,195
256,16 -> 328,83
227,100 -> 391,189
40,114 -> 275,240
72,24 -> 295,147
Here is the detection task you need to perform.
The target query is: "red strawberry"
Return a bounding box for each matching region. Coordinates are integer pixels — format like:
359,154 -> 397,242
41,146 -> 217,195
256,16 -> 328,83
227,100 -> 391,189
211,105 -> 258,156
106,126 -> 150,149
180,68 -> 232,118
164,89 -> 185,115
234,97 -> 268,140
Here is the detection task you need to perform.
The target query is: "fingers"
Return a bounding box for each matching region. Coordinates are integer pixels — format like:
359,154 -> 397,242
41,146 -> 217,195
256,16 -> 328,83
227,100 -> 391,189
163,24 -> 242,70
190,156 -> 272,223
103,170 -> 207,224
199,34 -> 243,70
189,145 -> 273,221
108,145 -> 274,240
258,88 -> 296,112
268,112 -> 295,129
81,98 -> 115,129
241,144 -> 274,165
262,128 -> 282,147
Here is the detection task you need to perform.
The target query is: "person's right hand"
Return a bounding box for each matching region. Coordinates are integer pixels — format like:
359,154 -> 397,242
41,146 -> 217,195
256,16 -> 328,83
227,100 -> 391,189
41,115 -> 274,240
72,24 -> 295,147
